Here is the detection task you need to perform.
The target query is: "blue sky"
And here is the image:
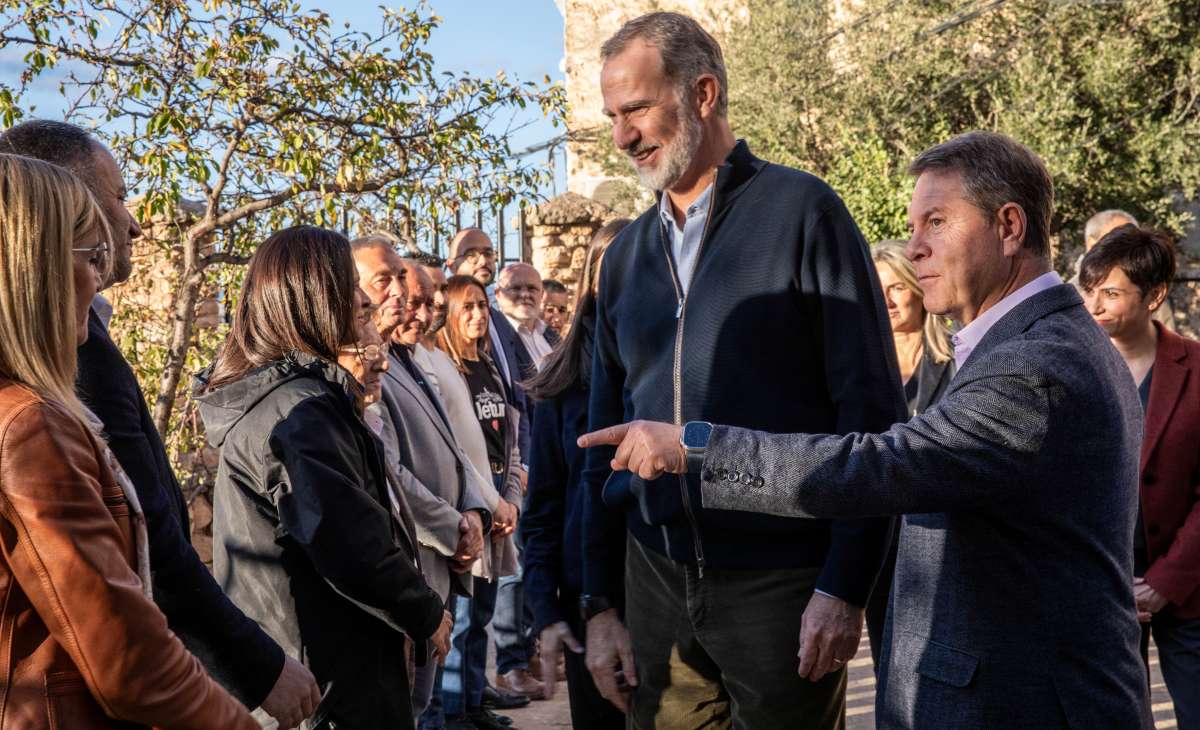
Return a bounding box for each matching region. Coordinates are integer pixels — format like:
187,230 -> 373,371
375,1 -> 566,175
416,0 -> 568,192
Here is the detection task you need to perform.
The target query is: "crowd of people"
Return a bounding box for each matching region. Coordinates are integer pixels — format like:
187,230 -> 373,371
0,9 -> 1196,730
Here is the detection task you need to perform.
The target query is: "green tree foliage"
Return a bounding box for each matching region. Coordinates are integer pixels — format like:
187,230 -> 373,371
0,0 -> 564,495
726,0 -> 1200,256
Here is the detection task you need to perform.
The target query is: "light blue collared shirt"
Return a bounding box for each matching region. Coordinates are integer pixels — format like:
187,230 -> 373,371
951,271 -> 1063,370
658,183 -> 714,296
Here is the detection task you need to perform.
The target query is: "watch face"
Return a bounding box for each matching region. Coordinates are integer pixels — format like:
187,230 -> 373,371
683,421 -> 713,449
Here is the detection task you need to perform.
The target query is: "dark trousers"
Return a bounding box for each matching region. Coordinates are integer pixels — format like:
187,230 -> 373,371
561,593 -> 625,730
1141,612 -> 1200,730
625,535 -> 846,730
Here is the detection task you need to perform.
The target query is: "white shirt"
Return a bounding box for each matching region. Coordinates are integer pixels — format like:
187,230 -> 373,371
505,313 -> 553,370
951,271 -> 1063,371
92,293 -> 114,329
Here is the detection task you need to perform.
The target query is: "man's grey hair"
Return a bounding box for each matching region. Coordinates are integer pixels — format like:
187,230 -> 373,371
909,130 -> 1054,259
497,261 -> 540,289
601,12 -> 728,116
1084,209 -> 1138,244
350,232 -> 399,254
0,119 -> 98,179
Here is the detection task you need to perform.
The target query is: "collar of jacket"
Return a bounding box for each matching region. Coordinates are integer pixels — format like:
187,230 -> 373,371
195,351 -> 361,447
1141,320 -> 1192,463
959,283 -> 1082,372
652,139 -> 765,222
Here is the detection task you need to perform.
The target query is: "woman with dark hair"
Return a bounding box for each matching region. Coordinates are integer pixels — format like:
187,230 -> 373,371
520,218 -> 630,729
1081,225 -> 1200,728
198,225 -> 446,730
0,153 -> 256,730
434,274 -> 527,727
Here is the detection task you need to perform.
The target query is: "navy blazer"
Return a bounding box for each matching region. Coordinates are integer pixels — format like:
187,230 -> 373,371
700,284 -> 1151,728
490,307 -> 533,461
77,310 -> 284,707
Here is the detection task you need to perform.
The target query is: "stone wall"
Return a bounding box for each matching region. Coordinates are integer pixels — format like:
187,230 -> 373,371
525,192 -> 619,300
557,0 -> 748,207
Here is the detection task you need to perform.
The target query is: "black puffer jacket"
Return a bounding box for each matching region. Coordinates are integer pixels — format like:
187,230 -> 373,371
197,352 -> 442,729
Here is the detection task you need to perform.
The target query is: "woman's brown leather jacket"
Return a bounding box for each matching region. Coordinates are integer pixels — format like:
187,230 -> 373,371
0,379 -> 256,730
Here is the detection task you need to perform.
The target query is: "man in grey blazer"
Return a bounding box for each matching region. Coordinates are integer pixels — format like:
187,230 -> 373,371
579,131 -> 1152,728
352,237 -> 495,722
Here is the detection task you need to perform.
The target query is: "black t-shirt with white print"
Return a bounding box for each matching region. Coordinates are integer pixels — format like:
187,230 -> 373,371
463,356 -> 507,471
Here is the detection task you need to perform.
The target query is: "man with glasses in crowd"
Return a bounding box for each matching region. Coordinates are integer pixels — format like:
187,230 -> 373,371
540,279 -> 570,337
496,262 -> 560,372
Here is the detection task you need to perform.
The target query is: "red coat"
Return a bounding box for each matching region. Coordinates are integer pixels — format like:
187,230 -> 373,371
1141,321 -> 1200,619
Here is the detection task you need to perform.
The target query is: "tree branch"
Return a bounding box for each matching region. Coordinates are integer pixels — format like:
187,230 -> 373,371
200,251 -> 252,266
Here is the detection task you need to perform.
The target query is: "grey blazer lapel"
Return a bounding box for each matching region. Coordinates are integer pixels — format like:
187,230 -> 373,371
383,354 -> 460,453
960,284 -> 1082,373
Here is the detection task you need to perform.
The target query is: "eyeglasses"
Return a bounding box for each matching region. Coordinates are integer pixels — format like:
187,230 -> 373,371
340,343 -> 384,362
72,242 -> 110,255
461,248 -> 496,263
73,242 -> 111,270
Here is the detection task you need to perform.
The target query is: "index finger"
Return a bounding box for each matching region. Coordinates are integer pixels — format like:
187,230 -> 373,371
578,422 -> 631,448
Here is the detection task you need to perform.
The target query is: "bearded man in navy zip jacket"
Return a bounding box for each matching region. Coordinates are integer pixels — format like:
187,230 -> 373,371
578,12 -> 905,729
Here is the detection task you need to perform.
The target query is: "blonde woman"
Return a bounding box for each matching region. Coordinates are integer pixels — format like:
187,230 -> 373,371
0,154 -> 255,728
872,240 -> 955,417
864,240 -> 956,674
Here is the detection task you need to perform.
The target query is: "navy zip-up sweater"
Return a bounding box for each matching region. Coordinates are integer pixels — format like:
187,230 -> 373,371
581,140 -> 906,604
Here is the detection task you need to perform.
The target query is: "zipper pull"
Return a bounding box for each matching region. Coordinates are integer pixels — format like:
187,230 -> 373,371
675,298 -> 684,319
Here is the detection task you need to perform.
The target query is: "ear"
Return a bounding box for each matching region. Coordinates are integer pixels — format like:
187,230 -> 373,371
1146,283 -> 1169,312
693,74 -> 722,120
995,202 -> 1028,258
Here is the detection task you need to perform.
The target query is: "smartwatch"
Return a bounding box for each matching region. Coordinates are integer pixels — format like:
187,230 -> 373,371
580,594 -> 613,622
680,421 -> 714,474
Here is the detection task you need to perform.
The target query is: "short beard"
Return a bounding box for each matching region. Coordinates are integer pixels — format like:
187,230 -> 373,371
631,101 -> 703,192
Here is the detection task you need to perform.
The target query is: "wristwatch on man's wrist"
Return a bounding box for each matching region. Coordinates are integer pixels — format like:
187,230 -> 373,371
680,421 -> 714,474
580,594 -> 613,622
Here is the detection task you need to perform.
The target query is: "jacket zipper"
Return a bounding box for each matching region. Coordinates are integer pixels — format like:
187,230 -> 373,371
658,181 -> 718,579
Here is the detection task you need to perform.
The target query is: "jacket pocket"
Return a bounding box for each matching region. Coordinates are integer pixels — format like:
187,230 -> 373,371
45,671 -> 122,729
914,637 -> 979,688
